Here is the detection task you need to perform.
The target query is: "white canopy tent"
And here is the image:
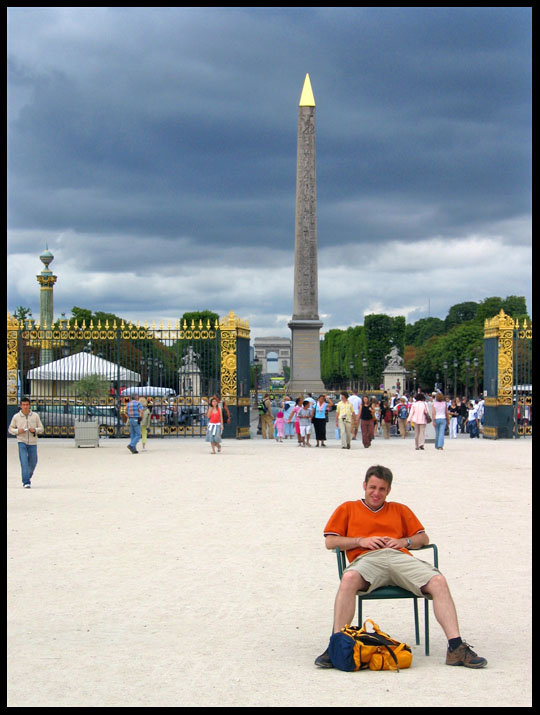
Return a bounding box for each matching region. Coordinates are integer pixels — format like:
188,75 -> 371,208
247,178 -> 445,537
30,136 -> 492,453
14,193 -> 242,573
27,352 -> 141,397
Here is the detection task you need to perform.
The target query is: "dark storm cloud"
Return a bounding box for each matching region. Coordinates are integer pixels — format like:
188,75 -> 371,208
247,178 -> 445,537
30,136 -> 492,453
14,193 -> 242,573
7,7 -> 531,333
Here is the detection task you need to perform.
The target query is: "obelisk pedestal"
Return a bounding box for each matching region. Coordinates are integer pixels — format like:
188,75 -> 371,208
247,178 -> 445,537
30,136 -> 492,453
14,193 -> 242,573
287,74 -> 325,395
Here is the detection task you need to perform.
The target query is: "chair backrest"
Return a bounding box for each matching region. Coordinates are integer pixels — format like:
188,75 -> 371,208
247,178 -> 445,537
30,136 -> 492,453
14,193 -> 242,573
336,543 -> 439,578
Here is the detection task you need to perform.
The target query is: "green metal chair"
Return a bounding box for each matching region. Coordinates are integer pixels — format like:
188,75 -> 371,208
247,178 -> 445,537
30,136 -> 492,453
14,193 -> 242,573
336,544 -> 439,655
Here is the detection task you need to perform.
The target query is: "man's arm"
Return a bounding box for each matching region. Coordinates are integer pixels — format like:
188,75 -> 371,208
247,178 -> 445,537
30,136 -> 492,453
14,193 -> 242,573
325,534 -> 390,551
325,531 -> 429,552
382,531 -> 429,550
33,414 -> 44,435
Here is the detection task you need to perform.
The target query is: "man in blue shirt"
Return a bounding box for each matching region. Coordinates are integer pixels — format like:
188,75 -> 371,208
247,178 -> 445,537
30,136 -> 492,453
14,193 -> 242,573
126,395 -> 144,453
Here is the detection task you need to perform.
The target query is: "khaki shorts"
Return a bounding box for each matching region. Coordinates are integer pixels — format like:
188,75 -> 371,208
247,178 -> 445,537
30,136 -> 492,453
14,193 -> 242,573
344,549 -> 440,597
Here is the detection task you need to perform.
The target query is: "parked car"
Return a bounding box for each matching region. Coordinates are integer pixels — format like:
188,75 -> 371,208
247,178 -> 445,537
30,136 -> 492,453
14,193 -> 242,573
37,404 -> 121,436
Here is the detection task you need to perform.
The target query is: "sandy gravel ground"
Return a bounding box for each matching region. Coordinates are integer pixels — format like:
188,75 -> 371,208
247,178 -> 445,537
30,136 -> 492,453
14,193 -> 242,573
7,428 -> 531,707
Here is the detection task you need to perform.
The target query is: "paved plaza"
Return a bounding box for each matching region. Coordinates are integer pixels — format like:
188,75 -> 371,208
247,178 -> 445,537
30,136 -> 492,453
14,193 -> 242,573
7,430 -> 531,707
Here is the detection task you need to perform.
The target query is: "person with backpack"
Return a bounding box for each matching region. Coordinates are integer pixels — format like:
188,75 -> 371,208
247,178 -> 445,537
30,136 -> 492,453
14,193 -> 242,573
259,393 -> 273,439
394,396 -> 409,439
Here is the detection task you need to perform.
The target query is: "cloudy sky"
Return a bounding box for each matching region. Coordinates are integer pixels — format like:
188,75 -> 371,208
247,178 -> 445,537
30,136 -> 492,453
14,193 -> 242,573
7,7 -> 531,338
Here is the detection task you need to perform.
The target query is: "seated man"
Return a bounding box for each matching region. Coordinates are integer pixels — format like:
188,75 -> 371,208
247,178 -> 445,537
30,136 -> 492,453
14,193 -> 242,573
315,464 -> 487,669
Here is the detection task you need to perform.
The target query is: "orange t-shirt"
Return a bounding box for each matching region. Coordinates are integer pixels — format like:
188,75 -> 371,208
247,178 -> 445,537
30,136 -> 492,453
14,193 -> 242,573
324,500 -> 425,563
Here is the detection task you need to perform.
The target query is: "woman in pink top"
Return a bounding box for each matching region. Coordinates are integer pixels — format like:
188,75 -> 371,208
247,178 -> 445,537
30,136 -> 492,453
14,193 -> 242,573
407,393 -> 431,450
432,393 -> 449,450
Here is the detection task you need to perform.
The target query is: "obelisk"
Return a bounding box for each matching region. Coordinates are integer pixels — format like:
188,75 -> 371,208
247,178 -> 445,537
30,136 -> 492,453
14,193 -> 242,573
287,74 -> 325,395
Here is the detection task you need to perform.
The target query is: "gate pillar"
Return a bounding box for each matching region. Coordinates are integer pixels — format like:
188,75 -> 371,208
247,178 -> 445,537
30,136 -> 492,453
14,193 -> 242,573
7,312 -> 21,428
219,311 -> 251,439
483,310 -> 514,439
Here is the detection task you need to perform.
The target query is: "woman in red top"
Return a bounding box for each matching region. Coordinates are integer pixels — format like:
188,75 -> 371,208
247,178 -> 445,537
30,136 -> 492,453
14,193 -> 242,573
206,397 -> 223,453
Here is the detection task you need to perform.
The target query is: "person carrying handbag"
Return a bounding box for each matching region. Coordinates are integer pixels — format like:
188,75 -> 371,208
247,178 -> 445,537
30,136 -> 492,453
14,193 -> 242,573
406,393 -> 430,450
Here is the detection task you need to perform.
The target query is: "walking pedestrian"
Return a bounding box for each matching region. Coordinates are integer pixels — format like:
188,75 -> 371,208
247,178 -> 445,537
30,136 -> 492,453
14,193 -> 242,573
8,396 -> 44,488
359,395 -> 375,448
282,395 -> 296,439
139,397 -> 151,451
466,401 -> 480,438
313,394 -> 333,447
432,393 -> 450,450
336,392 -> 354,449
274,410 -> 285,442
407,393 -> 430,450
380,400 -> 393,439
297,400 -> 314,447
348,390 -> 361,441
206,397 -> 223,453
394,396 -> 409,439
448,399 -> 460,439
459,397 -> 468,433
125,394 -> 144,454
259,393 -> 274,439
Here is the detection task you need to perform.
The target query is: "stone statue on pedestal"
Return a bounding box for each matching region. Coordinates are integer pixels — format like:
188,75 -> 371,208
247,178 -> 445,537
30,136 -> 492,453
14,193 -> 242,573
382,347 -> 406,393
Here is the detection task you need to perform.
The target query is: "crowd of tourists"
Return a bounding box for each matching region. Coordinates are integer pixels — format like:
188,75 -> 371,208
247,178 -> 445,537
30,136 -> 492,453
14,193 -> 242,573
257,389 -> 486,451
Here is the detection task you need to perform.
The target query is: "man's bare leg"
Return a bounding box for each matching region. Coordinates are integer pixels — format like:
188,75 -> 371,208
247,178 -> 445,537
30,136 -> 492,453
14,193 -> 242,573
421,573 -> 487,667
421,574 -> 460,639
333,570 -> 370,633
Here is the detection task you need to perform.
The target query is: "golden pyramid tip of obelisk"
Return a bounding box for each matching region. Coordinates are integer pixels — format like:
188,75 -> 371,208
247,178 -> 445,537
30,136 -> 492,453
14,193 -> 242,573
299,73 -> 315,107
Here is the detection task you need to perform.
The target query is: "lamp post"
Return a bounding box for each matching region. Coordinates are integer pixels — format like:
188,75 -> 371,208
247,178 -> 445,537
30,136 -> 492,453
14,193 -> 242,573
362,357 -> 367,394
253,356 -> 261,435
443,361 -> 448,396
473,357 -> 478,399
140,356 -> 155,387
465,358 -> 470,400
453,359 -> 458,397
349,360 -> 354,391
253,356 -> 260,407
413,369 -> 417,394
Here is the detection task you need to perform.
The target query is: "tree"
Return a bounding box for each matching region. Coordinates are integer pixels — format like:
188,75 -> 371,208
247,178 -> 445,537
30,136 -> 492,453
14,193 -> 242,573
73,374 -> 111,420
13,306 -> 33,326
180,310 -> 220,328
407,322 -> 484,395
444,302 -> 478,331
476,297 -> 505,325
70,306 -> 94,325
405,317 -> 446,347
501,296 -> 528,321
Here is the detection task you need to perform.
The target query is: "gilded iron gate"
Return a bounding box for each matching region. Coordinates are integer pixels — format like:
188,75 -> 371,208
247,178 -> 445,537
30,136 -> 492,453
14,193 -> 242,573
513,318 -> 532,437
483,310 -> 532,439
7,310 -> 250,439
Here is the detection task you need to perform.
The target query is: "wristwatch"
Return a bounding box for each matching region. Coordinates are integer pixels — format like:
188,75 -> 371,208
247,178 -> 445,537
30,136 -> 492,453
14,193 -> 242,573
405,537 -> 412,548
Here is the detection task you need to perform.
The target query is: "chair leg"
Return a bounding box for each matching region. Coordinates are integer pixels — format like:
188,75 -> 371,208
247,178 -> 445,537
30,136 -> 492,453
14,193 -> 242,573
424,599 -> 430,656
413,598 -> 420,645
357,596 -> 363,627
